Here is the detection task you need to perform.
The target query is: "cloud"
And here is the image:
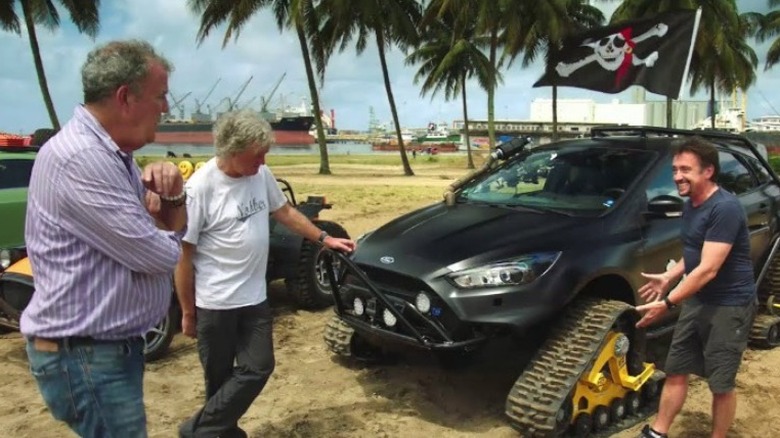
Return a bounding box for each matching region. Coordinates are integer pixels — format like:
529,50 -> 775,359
1,0 -> 778,135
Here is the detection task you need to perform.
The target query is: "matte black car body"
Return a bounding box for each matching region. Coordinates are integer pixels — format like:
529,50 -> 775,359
331,127 -> 780,352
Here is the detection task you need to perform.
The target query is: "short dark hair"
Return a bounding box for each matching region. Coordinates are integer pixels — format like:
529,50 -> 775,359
671,136 -> 719,180
30,128 -> 59,146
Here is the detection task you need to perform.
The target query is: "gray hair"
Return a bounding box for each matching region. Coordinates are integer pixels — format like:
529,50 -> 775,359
81,39 -> 173,103
213,110 -> 274,158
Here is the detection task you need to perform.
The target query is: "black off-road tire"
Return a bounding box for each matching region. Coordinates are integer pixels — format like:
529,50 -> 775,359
144,304 -> 178,362
289,221 -> 350,310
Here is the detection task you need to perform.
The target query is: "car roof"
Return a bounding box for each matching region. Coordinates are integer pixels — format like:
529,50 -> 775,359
540,126 -> 765,158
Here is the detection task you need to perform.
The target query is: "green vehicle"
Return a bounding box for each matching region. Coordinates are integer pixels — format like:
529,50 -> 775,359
0,145 -> 37,271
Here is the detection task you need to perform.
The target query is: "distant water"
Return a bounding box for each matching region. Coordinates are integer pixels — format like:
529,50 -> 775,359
139,142 -> 388,156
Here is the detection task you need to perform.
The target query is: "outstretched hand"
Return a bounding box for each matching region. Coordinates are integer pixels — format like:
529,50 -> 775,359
638,272 -> 671,303
634,300 -> 667,328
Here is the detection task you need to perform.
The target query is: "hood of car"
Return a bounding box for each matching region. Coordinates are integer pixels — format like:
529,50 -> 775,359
352,201 -> 600,277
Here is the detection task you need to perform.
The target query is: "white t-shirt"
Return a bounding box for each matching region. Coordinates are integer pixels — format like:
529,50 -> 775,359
182,158 -> 288,309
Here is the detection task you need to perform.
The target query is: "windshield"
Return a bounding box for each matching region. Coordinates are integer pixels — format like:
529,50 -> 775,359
459,145 -> 655,215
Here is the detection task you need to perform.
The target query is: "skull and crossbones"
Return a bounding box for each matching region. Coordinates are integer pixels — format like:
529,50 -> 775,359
556,23 -> 669,84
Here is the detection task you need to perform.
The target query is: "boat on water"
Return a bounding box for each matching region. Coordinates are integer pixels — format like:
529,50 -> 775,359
156,110 -> 315,146
694,107 -> 780,152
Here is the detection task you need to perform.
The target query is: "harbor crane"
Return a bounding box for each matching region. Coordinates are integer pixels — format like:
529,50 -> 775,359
193,78 -> 221,122
225,76 -> 254,111
260,72 -> 287,113
168,91 -> 192,120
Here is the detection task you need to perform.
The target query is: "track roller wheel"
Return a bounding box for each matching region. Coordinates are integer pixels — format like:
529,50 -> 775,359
641,378 -> 661,402
625,391 -> 641,416
749,314 -> 780,349
592,405 -> 610,431
610,397 -> 626,421
572,413 -> 592,438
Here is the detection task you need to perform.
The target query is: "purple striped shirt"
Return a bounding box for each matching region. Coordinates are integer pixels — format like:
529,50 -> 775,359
20,106 -> 182,339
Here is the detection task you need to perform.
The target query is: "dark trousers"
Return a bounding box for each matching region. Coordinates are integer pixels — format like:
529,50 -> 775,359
179,301 -> 275,438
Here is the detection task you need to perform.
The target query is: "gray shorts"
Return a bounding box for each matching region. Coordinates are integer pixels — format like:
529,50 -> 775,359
665,297 -> 756,393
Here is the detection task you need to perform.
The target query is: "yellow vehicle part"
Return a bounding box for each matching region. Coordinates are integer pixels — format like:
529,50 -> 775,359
5,257 -> 32,277
571,331 -> 656,419
178,160 -> 194,181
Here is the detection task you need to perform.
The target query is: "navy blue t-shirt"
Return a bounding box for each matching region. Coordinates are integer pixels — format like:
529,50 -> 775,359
681,188 -> 756,305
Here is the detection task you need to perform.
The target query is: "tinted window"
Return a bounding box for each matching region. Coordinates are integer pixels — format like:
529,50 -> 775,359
645,158 -> 682,202
459,146 -> 655,215
0,158 -> 35,189
718,152 -> 756,195
745,156 -> 771,185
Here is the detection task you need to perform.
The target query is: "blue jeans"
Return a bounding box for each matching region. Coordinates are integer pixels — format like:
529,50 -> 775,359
26,337 -> 147,438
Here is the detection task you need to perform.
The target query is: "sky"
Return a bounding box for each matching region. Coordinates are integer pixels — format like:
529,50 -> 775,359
0,0 -> 777,134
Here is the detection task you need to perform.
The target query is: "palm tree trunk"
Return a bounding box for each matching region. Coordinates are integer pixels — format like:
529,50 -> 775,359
666,96 -> 673,128
375,31 -> 413,176
552,85 -> 558,142
461,73 -> 474,170
709,79 -> 716,130
487,28 -> 497,150
22,1 -> 59,130
296,23 -> 330,175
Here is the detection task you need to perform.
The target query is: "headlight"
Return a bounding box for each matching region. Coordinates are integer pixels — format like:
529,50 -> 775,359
415,292 -> 431,313
353,297 -> 365,316
448,252 -> 561,289
382,308 -> 397,327
0,249 -> 10,269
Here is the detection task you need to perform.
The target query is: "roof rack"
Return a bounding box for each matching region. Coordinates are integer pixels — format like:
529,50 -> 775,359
591,125 -> 780,187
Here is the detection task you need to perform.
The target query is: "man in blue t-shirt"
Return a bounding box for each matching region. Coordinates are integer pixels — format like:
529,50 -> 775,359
634,137 -> 757,438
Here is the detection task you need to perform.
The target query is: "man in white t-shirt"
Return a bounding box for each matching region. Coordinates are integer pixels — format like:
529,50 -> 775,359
175,110 -> 355,438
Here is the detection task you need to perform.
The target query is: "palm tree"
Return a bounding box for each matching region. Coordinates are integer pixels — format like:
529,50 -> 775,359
0,1 -> 101,130
407,9 -> 497,169
189,0 -> 333,174
611,1 -> 757,129
501,0 -> 604,141
319,0 -> 422,176
752,0 -> 780,69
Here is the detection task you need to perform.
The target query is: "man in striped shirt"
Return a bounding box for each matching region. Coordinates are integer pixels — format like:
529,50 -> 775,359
21,40 -> 186,437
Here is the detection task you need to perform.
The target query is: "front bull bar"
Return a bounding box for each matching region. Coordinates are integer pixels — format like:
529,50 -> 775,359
322,249 -> 487,350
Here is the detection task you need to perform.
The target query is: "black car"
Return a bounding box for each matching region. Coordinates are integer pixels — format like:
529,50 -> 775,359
323,126 -> 780,437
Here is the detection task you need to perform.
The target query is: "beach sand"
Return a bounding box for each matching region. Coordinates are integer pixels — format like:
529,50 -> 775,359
1,162 -> 779,438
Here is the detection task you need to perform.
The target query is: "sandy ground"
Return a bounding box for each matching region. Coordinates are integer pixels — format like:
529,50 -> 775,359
2,162 -> 780,438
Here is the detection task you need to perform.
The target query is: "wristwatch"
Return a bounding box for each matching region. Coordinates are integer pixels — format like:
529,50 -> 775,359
160,191 -> 186,207
663,296 -> 677,310
318,230 -> 329,243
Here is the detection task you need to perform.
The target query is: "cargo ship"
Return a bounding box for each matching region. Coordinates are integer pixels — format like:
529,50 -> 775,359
155,112 -> 315,146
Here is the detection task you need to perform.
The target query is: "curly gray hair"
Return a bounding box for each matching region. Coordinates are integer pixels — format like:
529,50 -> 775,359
81,39 -> 173,103
213,110 -> 274,158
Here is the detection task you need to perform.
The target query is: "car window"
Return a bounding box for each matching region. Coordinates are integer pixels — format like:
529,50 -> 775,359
718,151 -> 756,195
0,158 -> 35,189
645,158 -> 682,202
745,156 -> 771,185
459,146 -> 655,215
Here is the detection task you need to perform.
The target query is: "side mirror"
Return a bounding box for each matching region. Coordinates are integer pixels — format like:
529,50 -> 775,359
646,194 -> 683,217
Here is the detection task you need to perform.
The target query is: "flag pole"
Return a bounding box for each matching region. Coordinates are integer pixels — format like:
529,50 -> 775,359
678,8 -> 703,99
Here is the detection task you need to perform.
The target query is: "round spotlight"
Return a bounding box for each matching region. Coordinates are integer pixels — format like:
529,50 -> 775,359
353,297 -> 365,316
613,333 -> 630,357
382,308 -> 397,327
415,293 -> 431,313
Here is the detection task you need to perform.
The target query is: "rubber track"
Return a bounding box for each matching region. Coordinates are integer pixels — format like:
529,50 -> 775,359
750,313 -> 780,348
323,315 -> 355,357
758,252 -> 780,307
505,299 -> 656,438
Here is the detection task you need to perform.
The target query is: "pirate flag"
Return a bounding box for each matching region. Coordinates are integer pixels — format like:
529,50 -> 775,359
534,9 -> 701,99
